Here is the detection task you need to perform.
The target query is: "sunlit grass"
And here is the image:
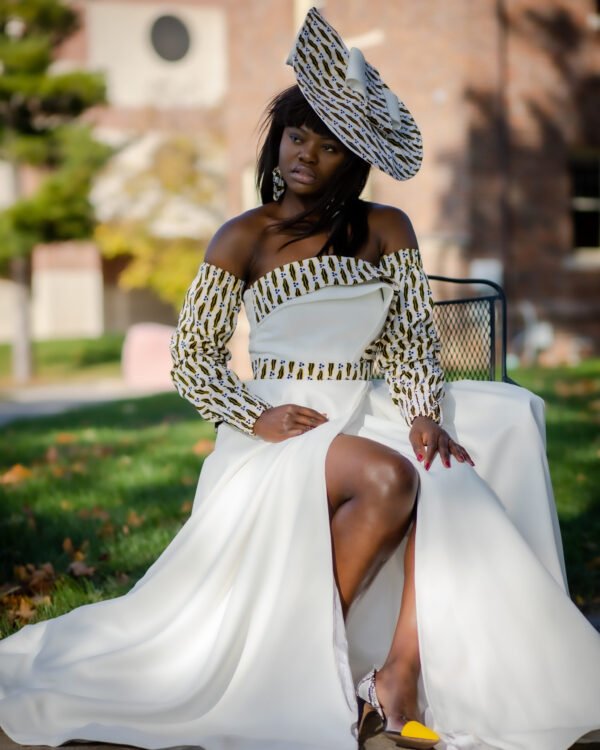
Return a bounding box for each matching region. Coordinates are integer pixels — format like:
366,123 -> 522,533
1,360 -> 598,636
0,334 -> 124,387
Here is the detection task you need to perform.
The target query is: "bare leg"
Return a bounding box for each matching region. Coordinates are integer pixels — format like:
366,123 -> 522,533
325,435 -> 418,615
375,522 -> 420,723
326,434 -> 422,724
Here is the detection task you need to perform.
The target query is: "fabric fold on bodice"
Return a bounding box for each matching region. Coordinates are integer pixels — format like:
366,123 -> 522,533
243,282 -> 394,380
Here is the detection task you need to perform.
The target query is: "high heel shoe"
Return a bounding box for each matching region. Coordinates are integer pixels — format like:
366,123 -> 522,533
356,669 -> 439,749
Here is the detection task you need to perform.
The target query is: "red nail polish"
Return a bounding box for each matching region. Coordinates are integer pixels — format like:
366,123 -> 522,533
424,462 -> 430,471
417,453 -> 423,461
444,460 -> 450,468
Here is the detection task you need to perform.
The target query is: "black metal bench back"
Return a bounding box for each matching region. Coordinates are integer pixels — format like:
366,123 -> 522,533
429,276 -> 510,383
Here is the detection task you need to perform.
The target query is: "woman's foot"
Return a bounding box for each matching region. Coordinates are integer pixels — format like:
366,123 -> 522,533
357,667 -> 439,749
375,661 -> 420,729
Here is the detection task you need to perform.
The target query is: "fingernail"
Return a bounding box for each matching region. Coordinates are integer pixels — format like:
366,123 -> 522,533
444,460 -> 450,468
417,453 -> 423,461
424,462 -> 430,471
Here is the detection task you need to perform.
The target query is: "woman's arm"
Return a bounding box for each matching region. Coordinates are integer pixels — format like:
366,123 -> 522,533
372,206 -> 473,469
170,217 -> 271,435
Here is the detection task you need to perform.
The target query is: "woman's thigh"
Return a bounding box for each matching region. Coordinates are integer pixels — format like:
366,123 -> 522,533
325,434 -> 416,515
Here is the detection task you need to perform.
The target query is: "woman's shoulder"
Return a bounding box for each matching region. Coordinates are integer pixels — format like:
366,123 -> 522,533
204,206 -> 276,281
364,202 -> 419,256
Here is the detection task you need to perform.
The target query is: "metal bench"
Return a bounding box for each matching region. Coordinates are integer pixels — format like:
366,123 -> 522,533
429,275 -> 516,384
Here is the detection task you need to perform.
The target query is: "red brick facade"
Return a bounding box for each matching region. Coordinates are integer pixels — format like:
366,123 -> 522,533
63,0 -> 600,355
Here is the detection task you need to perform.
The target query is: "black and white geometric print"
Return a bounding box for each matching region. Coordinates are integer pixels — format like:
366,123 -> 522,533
287,7 -> 423,182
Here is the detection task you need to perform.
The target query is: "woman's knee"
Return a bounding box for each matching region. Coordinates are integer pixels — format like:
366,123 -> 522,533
360,452 -> 418,530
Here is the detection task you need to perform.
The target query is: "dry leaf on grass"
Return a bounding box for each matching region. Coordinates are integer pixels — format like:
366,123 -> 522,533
193,439 -> 215,455
68,561 -> 96,577
56,432 -> 77,444
1,464 -> 32,485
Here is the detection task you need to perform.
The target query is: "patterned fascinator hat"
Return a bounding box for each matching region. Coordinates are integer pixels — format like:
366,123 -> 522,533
287,7 -> 422,181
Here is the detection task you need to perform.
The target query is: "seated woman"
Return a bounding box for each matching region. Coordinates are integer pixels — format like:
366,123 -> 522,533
1,7 -> 599,750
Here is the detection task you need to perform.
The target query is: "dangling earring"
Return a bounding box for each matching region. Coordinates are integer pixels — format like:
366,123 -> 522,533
272,166 -> 286,201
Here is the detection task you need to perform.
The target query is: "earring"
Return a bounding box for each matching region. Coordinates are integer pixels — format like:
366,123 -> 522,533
272,166 -> 286,201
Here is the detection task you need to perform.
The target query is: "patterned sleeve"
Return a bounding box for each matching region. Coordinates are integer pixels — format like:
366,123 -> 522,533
170,262 -> 271,435
376,248 -> 445,425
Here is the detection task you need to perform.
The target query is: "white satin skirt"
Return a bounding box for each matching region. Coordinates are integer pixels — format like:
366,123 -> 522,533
0,378 -> 599,750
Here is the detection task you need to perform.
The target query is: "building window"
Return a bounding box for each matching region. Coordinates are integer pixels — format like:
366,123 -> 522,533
570,155 -> 600,250
150,15 -> 191,62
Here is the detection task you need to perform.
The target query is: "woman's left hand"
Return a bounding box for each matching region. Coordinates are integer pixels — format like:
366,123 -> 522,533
409,416 -> 474,471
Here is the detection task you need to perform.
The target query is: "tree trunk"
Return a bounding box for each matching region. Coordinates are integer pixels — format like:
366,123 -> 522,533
11,255 -> 33,384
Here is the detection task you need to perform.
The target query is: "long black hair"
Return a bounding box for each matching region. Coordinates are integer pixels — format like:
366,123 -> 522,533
257,85 -> 371,257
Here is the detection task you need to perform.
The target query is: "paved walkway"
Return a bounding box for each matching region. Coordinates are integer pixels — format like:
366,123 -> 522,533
0,378 -> 172,427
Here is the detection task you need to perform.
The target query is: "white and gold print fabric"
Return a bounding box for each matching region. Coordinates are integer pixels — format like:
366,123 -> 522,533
377,249 -> 444,424
170,249 -> 444,434
170,264 -> 271,435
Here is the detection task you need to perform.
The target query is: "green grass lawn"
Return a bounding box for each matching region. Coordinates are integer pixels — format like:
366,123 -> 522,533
0,334 -> 124,387
0,360 -> 599,637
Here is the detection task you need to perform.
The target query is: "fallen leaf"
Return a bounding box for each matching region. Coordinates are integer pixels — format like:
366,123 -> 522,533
56,432 -> 77,444
72,550 -> 86,562
576,473 -> 586,483
193,439 -> 215,455
68,561 -> 95,577
181,476 -> 193,486
122,524 -> 130,535
181,500 -> 193,513
14,597 -> 35,621
31,595 -> 51,607
13,565 -> 29,582
46,445 -> 60,463
96,520 -> 115,538
0,583 -> 21,599
90,506 -> 110,520
126,510 -> 144,528
1,464 -> 32,485
62,537 -> 74,554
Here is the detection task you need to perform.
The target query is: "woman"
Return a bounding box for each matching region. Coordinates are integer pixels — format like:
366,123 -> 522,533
1,7 -> 599,750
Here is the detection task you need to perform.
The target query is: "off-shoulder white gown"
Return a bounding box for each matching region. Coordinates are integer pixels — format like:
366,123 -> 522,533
0,255 -> 599,750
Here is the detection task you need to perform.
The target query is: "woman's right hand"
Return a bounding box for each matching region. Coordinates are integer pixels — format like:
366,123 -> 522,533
252,404 -> 328,442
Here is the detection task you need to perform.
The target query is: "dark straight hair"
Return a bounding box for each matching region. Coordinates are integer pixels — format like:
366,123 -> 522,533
256,85 -> 371,257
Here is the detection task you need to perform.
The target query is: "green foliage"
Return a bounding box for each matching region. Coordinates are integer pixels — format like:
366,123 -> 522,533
0,0 -> 108,264
95,134 -> 223,309
0,0 -> 79,44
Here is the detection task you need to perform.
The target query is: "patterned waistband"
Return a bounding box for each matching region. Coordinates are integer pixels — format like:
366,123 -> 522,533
251,357 -> 374,381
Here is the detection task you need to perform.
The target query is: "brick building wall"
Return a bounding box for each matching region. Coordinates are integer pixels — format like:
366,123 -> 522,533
48,0 -> 600,354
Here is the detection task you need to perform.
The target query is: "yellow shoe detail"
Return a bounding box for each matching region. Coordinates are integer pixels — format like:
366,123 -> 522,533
401,721 -> 440,741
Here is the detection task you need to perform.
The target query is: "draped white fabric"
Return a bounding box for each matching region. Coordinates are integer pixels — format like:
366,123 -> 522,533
1,284 -> 599,749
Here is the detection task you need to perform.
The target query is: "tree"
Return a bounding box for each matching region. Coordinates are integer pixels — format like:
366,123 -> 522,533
94,134 -> 224,311
0,0 -> 108,382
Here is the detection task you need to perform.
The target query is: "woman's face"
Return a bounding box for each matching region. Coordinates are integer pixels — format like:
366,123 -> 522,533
278,125 -> 347,197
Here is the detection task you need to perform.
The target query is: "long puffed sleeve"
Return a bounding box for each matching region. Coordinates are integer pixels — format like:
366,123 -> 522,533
170,262 -> 271,435
376,248 -> 445,425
